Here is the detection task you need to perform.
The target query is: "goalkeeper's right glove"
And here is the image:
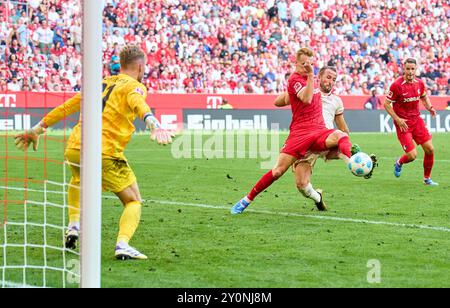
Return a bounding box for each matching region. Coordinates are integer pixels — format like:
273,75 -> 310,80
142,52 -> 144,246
144,113 -> 174,146
14,122 -> 46,152
150,128 -> 174,146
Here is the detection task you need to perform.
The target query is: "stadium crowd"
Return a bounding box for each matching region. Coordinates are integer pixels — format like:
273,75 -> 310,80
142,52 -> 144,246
0,0 -> 449,96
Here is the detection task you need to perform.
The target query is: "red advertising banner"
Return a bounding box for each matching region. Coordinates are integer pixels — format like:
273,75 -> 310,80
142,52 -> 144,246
1,92 -> 449,110
3,92 -> 448,132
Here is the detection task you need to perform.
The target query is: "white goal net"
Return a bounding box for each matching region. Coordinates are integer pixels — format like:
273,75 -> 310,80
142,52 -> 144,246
1,161 -> 80,288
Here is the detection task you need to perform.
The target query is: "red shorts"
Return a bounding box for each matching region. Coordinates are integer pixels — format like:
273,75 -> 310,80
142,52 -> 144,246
281,129 -> 336,159
396,117 -> 432,153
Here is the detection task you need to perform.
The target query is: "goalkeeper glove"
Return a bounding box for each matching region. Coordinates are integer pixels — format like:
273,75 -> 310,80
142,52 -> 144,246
14,122 -> 46,152
144,113 -> 174,146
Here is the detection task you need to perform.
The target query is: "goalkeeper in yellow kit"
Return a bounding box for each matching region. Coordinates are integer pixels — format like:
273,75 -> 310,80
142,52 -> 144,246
14,45 -> 173,260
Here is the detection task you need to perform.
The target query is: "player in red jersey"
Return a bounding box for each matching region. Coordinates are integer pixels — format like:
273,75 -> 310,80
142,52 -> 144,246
231,48 -> 359,214
384,58 -> 439,186
275,67 -> 377,211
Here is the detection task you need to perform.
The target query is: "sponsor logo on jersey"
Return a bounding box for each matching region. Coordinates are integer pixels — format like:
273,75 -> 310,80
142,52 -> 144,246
404,96 -> 420,103
135,87 -> 145,96
294,82 -> 303,94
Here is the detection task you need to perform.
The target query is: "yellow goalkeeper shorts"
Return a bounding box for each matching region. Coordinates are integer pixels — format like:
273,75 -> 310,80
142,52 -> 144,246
65,148 -> 137,194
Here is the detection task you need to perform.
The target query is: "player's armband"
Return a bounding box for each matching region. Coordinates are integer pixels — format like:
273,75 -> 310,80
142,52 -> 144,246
294,82 -> 304,95
385,89 -> 396,103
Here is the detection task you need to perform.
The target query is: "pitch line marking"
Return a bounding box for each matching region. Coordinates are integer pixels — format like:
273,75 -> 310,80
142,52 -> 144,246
3,186 -> 450,233
1,281 -> 41,288
120,198 -> 450,234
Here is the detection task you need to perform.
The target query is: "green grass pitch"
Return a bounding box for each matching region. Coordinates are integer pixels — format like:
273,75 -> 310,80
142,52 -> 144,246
1,132 -> 449,288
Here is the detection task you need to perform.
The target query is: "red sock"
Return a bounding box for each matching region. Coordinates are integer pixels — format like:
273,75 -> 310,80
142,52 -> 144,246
338,136 -> 352,158
424,153 -> 434,179
247,171 -> 277,201
398,155 -> 412,165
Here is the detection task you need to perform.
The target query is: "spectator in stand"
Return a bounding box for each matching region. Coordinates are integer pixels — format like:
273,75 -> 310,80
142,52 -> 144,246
364,89 -> 382,110
252,80 -> 265,94
73,78 -> 82,92
0,0 -> 448,95
53,28 -> 65,48
34,20 -> 54,55
350,79 -> 364,95
234,81 -> 246,94
110,54 -> 121,75
0,79 -> 7,92
362,82 -> 371,95
8,76 -> 22,91
219,98 -> 234,110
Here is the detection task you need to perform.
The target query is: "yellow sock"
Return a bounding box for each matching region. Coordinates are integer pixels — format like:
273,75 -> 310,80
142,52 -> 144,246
117,201 -> 142,245
68,179 -> 80,226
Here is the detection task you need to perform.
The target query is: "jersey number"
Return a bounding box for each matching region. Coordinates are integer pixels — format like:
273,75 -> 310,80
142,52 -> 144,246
102,83 -> 116,111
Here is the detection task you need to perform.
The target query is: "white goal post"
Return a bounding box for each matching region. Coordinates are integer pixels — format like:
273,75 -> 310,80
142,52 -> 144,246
80,0 -> 103,288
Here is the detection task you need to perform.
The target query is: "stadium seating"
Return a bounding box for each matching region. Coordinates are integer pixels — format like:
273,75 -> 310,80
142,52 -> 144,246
0,0 -> 449,95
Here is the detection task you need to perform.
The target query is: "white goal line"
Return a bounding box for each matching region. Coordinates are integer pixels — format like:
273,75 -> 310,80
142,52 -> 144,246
2,281 -> 42,289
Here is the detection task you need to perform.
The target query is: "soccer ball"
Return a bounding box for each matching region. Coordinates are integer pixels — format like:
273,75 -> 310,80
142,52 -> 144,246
348,152 -> 373,177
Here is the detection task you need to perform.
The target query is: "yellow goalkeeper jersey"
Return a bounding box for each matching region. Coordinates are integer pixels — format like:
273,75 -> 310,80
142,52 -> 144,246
43,74 -> 151,160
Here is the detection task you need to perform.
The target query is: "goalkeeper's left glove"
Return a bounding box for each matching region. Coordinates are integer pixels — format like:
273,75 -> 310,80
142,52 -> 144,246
144,113 -> 174,146
14,122 -> 46,152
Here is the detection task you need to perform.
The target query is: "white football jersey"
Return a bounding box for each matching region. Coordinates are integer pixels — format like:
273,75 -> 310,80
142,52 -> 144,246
321,93 -> 344,129
294,93 -> 345,166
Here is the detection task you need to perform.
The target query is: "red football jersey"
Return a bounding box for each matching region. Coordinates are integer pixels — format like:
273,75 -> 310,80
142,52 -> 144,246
386,76 -> 427,120
287,72 -> 325,132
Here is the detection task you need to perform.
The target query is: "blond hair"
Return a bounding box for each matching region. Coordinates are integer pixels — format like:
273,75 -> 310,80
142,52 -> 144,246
296,47 -> 314,61
120,45 -> 146,69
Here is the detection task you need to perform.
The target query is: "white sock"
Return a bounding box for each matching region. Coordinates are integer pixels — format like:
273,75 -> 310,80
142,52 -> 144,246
117,241 -> 128,248
243,197 -> 252,204
69,222 -> 80,230
299,183 -> 321,203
